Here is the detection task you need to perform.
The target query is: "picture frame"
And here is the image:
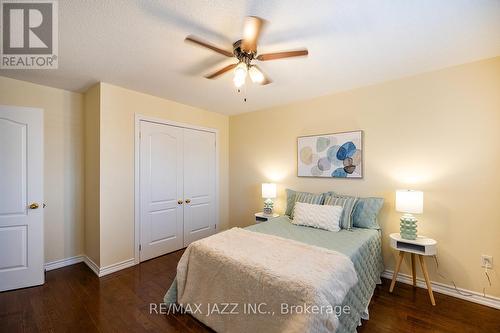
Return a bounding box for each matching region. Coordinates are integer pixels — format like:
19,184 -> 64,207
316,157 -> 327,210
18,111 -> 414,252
297,130 -> 363,178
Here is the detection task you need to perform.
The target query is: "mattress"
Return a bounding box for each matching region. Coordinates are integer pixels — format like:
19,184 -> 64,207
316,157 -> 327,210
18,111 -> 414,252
165,216 -> 384,333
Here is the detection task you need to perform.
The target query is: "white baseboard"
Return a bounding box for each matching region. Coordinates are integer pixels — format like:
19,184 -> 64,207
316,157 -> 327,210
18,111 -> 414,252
98,258 -> 135,277
44,255 -> 84,271
83,255 -> 100,276
382,269 -> 500,310
46,254 -> 136,277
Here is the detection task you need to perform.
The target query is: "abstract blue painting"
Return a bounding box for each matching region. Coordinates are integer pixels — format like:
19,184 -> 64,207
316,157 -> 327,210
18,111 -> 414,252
297,131 -> 363,178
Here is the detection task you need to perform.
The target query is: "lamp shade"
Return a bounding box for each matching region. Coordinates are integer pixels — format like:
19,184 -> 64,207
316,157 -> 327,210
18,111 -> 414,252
262,183 -> 276,199
396,190 -> 423,214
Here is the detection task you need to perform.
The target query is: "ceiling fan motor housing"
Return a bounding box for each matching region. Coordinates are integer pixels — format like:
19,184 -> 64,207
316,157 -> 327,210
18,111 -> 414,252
233,39 -> 255,65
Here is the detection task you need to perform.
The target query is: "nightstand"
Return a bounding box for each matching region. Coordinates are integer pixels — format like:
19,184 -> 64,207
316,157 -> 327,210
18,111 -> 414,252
255,212 -> 279,223
389,233 -> 438,306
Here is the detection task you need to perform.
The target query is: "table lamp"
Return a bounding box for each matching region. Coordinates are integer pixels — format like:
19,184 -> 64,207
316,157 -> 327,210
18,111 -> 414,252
262,183 -> 277,215
396,190 -> 423,240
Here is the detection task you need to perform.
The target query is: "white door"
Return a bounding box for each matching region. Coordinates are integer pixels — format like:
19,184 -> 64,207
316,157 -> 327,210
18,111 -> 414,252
0,106 -> 44,292
183,128 -> 216,246
139,121 -> 184,261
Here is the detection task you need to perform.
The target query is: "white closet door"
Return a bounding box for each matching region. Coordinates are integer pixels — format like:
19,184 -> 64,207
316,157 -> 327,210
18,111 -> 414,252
0,106 -> 44,291
139,121 -> 184,261
183,128 -> 216,246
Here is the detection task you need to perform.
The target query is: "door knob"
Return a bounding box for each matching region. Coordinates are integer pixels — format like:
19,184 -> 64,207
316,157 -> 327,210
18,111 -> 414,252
178,199 -> 183,205
185,199 -> 191,204
29,203 -> 39,209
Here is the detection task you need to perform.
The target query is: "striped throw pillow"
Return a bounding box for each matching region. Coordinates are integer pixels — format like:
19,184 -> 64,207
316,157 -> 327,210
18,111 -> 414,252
285,189 -> 297,216
290,192 -> 324,219
324,195 -> 359,229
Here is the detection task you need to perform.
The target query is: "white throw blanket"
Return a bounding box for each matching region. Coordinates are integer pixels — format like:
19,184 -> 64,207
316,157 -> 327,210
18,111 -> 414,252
176,228 -> 358,333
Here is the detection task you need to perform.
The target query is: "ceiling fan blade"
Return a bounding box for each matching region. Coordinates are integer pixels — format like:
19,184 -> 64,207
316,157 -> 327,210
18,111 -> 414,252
185,35 -> 233,57
241,16 -> 264,53
205,63 -> 238,79
257,49 -> 308,61
250,65 -> 272,85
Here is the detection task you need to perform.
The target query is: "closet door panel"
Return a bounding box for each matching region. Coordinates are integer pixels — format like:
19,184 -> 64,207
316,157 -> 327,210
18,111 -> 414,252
139,121 -> 184,261
183,129 -> 216,246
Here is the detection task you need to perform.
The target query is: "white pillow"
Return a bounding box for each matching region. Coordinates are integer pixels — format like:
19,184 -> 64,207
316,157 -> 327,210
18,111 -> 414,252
291,202 -> 343,232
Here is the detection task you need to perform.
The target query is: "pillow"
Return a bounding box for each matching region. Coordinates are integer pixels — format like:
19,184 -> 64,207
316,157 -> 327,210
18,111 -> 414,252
285,188 -> 324,218
352,197 -> 384,229
285,189 -> 297,216
323,195 -> 358,229
322,191 -> 336,200
289,191 -> 325,219
291,202 -> 343,232
324,191 -> 384,229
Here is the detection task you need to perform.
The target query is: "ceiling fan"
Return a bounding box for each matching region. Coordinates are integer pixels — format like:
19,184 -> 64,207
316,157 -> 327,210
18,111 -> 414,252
185,16 -> 308,88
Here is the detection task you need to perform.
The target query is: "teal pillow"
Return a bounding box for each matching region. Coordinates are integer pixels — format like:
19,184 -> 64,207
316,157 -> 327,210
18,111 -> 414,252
352,197 -> 384,229
324,195 -> 358,229
285,189 -> 324,218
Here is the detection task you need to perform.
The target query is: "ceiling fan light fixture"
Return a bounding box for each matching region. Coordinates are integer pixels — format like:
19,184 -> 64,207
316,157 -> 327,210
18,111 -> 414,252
249,65 -> 265,84
233,75 -> 245,88
233,62 -> 247,87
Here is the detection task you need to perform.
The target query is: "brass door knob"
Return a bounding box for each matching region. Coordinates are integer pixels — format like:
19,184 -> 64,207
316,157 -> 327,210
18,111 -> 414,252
185,199 -> 191,204
177,199 -> 183,205
29,203 -> 39,209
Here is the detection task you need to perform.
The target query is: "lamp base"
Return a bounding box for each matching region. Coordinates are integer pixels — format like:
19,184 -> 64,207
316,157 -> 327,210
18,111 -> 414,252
400,214 -> 418,240
263,198 -> 274,215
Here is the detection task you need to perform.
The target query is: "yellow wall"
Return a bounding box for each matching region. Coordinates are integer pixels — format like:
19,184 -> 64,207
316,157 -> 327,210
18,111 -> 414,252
229,57 -> 500,297
0,76 -> 84,263
98,83 -> 229,267
83,84 -> 101,265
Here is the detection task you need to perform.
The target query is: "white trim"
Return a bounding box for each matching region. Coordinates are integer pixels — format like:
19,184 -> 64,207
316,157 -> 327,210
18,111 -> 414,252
98,258 -> 136,277
84,256 -> 135,277
135,114 -> 219,134
83,256 -> 100,276
382,269 -> 500,310
134,115 -> 140,264
44,255 -> 136,277
133,114 -> 220,265
44,255 -> 84,271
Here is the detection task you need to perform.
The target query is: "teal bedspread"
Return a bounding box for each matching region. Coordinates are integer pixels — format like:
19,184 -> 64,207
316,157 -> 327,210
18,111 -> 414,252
164,216 -> 384,333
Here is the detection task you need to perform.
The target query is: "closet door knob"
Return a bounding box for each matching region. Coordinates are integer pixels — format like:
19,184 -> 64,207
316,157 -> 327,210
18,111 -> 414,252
178,200 -> 183,205
185,199 -> 191,204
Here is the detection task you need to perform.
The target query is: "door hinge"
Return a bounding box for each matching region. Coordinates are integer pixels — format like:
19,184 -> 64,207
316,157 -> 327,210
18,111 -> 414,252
139,131 -> 142,139
139,244 -> 142,251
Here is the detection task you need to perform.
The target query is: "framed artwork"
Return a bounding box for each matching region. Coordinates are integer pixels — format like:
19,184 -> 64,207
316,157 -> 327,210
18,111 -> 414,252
297,130 -> 363,178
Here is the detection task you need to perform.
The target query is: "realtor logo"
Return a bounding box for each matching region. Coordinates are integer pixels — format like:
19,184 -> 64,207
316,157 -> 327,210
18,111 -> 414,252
1,0 -> 58,69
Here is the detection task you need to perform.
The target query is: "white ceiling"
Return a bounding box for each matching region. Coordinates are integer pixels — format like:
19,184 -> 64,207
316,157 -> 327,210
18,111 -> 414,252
1,0 -> 499,115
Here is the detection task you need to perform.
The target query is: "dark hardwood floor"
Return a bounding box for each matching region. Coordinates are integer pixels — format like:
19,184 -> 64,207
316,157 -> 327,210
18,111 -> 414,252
1,250 -> 499,333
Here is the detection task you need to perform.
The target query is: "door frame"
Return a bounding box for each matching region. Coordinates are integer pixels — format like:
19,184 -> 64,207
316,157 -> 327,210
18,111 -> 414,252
134,114 -> 219,264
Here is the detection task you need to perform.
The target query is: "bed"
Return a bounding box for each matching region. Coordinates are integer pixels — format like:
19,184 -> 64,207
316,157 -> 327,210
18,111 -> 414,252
164,216 -> 384,333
